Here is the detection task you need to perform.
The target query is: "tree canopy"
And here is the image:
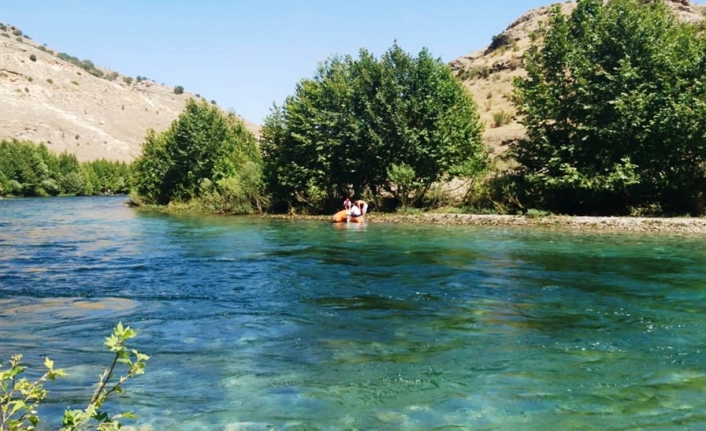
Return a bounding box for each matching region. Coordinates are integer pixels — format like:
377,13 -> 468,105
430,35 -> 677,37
512,0 -> 706,215
131,98 -> 262,211
261,43 -> 486,212
0,139 -> 130,197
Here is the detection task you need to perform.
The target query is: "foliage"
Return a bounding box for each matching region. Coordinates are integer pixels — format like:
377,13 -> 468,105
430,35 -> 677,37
387,163 -> 418,208
28,54 -> 36,62
492,111 -> 512,128
0,356 -> 65,430
0,323 -> 148,431
55,53 -> 105,78
525,208 -> 551,218
131,98 -> 262,212
61,323 -> 149,431
261,43 -> 486,213
513,0 -> 706,215
0,139 -> 131,197
173,85 -> 184,95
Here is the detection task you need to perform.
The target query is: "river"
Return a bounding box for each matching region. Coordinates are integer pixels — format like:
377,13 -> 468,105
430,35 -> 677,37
1,196 -> 706,430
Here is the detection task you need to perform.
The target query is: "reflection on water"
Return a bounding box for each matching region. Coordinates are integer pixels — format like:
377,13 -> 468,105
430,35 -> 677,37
2,196 -> 706,430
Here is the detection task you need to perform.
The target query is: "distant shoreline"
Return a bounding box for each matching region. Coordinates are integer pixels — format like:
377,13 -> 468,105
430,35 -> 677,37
268,213 -> 706,234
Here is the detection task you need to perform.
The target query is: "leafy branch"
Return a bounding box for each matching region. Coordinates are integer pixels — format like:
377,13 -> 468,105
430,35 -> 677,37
0,323 -> 148,431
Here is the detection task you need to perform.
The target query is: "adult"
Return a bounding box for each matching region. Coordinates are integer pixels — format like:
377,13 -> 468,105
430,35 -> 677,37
353,200 -> 368,217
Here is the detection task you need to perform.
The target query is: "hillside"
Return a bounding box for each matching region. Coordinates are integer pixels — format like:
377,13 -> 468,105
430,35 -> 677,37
450,0 -> 705,158
0,23 -> 260,162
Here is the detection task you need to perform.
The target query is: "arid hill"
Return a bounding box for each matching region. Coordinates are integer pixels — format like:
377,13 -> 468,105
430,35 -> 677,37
0,23 -> 260,162
450,0 -> 705,158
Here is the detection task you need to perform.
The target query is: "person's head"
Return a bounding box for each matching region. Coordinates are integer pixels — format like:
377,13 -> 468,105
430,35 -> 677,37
344,198 -> 351,208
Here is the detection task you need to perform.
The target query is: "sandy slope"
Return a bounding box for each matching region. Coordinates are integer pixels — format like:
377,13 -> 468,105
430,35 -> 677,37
0,27 -> 260,162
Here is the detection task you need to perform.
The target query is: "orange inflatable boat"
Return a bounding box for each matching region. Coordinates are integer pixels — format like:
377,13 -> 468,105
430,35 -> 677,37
332,209 -> 365,223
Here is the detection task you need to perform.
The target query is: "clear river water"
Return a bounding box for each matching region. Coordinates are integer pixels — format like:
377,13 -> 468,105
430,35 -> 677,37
1,196 -> 706,430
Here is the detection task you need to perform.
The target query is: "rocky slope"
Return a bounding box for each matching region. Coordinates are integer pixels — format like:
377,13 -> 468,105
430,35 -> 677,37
0,24 -> 260,162
450,0 -> 705,157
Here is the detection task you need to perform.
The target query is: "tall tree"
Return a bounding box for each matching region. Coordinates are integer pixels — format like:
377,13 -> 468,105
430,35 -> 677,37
132,99 -> 260,206
513,0 -> 706,215
261,43 -> 486,212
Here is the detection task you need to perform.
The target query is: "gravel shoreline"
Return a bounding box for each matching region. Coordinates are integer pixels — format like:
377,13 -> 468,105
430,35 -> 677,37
272,213 -> 706,234
377,213 -> 706,233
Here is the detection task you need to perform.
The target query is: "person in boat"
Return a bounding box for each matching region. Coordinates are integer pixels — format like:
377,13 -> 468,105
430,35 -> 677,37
353,199 -> 368,217
344,198 -> 367,218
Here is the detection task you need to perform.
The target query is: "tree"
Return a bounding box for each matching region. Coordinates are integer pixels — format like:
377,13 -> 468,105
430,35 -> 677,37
173,85 -> 184,95
261,43 -> 486,212
512,0 -> 706,215
131,98 -> 261,208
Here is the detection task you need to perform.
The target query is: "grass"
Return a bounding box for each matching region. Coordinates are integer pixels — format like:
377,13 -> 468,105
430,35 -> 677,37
492,111 -> 513,127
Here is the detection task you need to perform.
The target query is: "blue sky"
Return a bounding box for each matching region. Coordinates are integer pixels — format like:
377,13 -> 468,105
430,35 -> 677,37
4,0 -> 698,125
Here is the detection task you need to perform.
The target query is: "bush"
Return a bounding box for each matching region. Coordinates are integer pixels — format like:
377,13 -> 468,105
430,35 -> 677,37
12,29 -> 22,36
123,76 -> 133,85
174,85 -> 184,95
525,208 -> 551,218
492,111 -> 512,127
29,54 -> 36,62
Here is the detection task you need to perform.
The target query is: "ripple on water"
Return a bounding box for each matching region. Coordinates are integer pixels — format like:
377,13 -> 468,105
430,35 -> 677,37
2,197 -> 706,430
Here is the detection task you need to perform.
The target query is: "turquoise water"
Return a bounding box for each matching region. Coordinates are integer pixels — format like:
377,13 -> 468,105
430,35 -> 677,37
2,196 -> 706,430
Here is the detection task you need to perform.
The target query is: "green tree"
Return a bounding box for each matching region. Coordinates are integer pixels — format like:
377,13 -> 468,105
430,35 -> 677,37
132,98 -> 261,208
512,0 -> 706,215
261,43 -> 486,212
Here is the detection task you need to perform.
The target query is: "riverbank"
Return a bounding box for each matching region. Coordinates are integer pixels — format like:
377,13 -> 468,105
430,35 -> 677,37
269,212 -> 706,234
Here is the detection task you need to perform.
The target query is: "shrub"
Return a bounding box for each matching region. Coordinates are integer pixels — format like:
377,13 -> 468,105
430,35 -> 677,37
12,29 -> 22,36
70,80 -> 78,85
492,111 -> 512,127
487,32 -> 512,53
46,78 -> 53,84
387,163 -> 418,208
174,85 -> 184,95
123,76 -> 133,85
525,208 -> 551,218
29,54 -> 36,62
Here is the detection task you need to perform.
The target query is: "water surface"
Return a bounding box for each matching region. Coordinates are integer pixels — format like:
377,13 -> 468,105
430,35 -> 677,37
1,196 -> 706,430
